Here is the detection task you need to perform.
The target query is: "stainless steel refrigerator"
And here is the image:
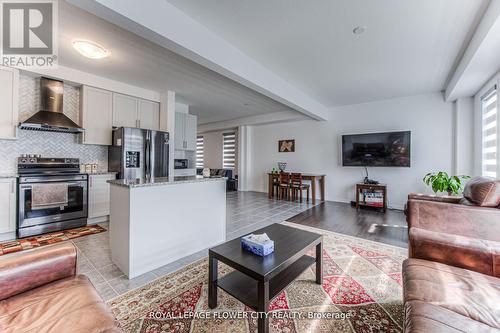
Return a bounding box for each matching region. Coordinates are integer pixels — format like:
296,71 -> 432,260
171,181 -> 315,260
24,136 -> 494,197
108,127 -> 169,180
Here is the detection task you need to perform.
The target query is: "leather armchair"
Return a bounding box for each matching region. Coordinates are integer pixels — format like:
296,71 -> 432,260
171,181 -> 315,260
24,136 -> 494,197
0,242 -> 122,332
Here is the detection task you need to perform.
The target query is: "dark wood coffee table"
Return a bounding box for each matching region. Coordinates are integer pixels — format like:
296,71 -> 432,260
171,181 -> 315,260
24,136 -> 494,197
208,223 -> 323,333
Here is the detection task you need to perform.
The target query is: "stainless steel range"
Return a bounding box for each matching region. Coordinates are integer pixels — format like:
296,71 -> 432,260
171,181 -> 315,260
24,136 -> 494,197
17,156 -> 88,238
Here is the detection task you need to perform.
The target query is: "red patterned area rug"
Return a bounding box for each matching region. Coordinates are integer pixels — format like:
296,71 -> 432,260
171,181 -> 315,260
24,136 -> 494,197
0,225 -> 106,256
107,222 -> 407,332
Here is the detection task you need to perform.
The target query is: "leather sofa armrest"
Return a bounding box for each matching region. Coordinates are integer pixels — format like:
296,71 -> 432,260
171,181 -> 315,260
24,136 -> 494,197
408,193 -> 462,204
406,199 -> 500,238
0,242 -> 77,300
409,228 -> 500,277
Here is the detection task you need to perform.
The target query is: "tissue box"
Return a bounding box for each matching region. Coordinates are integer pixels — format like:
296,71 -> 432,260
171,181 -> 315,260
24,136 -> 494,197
241,235 -> 275,256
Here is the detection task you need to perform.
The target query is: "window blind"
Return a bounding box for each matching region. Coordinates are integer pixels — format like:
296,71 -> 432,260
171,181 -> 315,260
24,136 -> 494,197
223,132 -> 236,169
196,136 -> 204,168
481,87 -> 498,178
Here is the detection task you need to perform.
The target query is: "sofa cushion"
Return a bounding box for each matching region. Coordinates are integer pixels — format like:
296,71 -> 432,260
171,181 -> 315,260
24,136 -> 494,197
403,258 -> 500,331
0,275 -> 121,333
463,177 -> 500,208
404,300 -> 497,333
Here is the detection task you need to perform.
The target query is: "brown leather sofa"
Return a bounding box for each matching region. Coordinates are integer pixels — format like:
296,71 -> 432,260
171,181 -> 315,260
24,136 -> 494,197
0,242 -> 122,333
404,177 -> 500,332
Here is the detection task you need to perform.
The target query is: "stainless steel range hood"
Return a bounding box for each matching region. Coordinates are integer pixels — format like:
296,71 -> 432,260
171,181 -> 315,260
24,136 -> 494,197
19,77 -> 84,133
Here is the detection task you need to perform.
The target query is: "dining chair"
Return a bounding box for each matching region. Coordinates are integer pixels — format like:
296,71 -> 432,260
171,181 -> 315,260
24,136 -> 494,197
271,173 -> 280,198
290,173 -> 310,203
278,172 -> 291,200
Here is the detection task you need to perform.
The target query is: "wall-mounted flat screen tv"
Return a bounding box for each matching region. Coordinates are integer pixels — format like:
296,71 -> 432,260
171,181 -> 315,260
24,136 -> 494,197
342,131 -> 411,167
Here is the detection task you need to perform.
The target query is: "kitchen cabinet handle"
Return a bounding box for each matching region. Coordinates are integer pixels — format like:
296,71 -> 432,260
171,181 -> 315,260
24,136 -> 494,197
11,180 -> 15,194
90,177 -> 93,188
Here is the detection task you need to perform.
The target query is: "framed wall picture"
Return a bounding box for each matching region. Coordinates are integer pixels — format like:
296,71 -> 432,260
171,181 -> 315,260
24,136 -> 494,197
278,139 -> 295,153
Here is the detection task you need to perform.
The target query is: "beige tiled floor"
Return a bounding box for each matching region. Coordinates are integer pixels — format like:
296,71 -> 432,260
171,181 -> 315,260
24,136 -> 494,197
72,191 -> 315,301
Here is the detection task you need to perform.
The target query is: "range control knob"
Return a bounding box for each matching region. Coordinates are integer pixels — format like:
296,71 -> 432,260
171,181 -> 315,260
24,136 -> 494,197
21,158 -> 27,163
29,158 -> 36,163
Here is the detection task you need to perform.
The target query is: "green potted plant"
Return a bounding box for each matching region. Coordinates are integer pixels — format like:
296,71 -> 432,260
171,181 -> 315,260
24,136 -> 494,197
423,172 -> 471,195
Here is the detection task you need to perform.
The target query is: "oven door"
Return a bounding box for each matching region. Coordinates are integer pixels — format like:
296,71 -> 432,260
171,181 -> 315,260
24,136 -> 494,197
18,175 -> 88,229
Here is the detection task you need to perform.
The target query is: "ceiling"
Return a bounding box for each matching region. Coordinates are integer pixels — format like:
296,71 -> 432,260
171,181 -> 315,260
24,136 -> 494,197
57,1 -> 296,124
166,0 -> 490,107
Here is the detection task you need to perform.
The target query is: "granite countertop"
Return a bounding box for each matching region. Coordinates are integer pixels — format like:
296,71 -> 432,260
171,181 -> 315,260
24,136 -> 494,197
108,176 -> 226,188
87,171 -> 118,175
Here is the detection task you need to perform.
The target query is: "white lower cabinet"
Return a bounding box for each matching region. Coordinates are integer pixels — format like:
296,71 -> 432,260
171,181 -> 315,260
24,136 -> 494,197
0,178 -> 16,234
88,174 -> 116,220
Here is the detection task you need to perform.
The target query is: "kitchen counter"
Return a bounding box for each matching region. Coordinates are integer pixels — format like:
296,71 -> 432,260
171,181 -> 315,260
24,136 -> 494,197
108,175 -> 225,188
0,173 -> 18,178
108,174 -> 226,278
87,171 -> 118,176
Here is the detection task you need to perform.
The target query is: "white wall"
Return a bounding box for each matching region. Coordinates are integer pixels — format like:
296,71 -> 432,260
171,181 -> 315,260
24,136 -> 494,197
202,131 -> 224,169
454,97 -> 475,175
247,93 -> 460,209
200,129 -> 238,171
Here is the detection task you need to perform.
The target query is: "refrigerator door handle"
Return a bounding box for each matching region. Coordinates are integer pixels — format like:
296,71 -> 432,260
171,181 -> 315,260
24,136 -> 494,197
145,132 -> 151,178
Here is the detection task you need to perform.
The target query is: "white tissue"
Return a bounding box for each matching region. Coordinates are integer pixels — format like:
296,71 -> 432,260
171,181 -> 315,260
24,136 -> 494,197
246,233 -> 271,244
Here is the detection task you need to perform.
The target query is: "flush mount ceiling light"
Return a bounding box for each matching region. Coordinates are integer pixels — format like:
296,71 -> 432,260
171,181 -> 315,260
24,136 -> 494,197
353,26 -> 367,35
72,40 -> 110,59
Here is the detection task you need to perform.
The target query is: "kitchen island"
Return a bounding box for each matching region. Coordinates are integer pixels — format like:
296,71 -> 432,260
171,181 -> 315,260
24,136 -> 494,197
108,176 -> 226,278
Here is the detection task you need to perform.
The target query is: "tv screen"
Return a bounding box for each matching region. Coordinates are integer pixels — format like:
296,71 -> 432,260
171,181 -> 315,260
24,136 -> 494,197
342,131 -> 411,167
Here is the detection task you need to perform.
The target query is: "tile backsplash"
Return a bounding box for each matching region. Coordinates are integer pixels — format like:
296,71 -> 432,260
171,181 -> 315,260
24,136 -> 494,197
0,74 -> 108,174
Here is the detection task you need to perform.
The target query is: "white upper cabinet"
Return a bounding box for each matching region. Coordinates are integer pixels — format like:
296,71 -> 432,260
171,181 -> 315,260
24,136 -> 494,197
175,112 -> 197,151
0,178 -> 16,234
113,93 -> 138,128
185,114 -> 197,151
113,93 -> 160,130
138,99 -> 160,131
175,112 -> 186,150
0,67 -> 19,140
80,86 -> 113,146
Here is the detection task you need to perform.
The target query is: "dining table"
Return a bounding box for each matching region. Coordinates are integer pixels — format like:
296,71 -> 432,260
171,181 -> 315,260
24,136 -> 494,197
267,172 -> 326,205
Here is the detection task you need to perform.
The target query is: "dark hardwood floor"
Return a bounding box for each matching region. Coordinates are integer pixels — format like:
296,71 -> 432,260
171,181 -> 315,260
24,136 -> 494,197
287,201 -> 408,248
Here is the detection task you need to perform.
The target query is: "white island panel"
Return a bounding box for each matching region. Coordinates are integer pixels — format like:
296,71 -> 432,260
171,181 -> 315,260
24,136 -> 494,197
109,178 -> 226,278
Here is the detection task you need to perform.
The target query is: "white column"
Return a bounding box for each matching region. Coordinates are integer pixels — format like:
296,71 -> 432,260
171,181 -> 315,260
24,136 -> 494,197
160,91 -> 176,180
237,125 -> 253,191
453,97 -> 475,176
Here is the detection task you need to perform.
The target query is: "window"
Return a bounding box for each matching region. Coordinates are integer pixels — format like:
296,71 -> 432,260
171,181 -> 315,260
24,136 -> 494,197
223,132 -> 236,169
481,86 -> 498,178
196,135 -> 204,168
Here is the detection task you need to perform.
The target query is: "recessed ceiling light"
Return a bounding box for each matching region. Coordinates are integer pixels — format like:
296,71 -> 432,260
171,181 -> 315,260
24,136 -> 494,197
72,40 -> 110,59
353,26 -> 367,35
